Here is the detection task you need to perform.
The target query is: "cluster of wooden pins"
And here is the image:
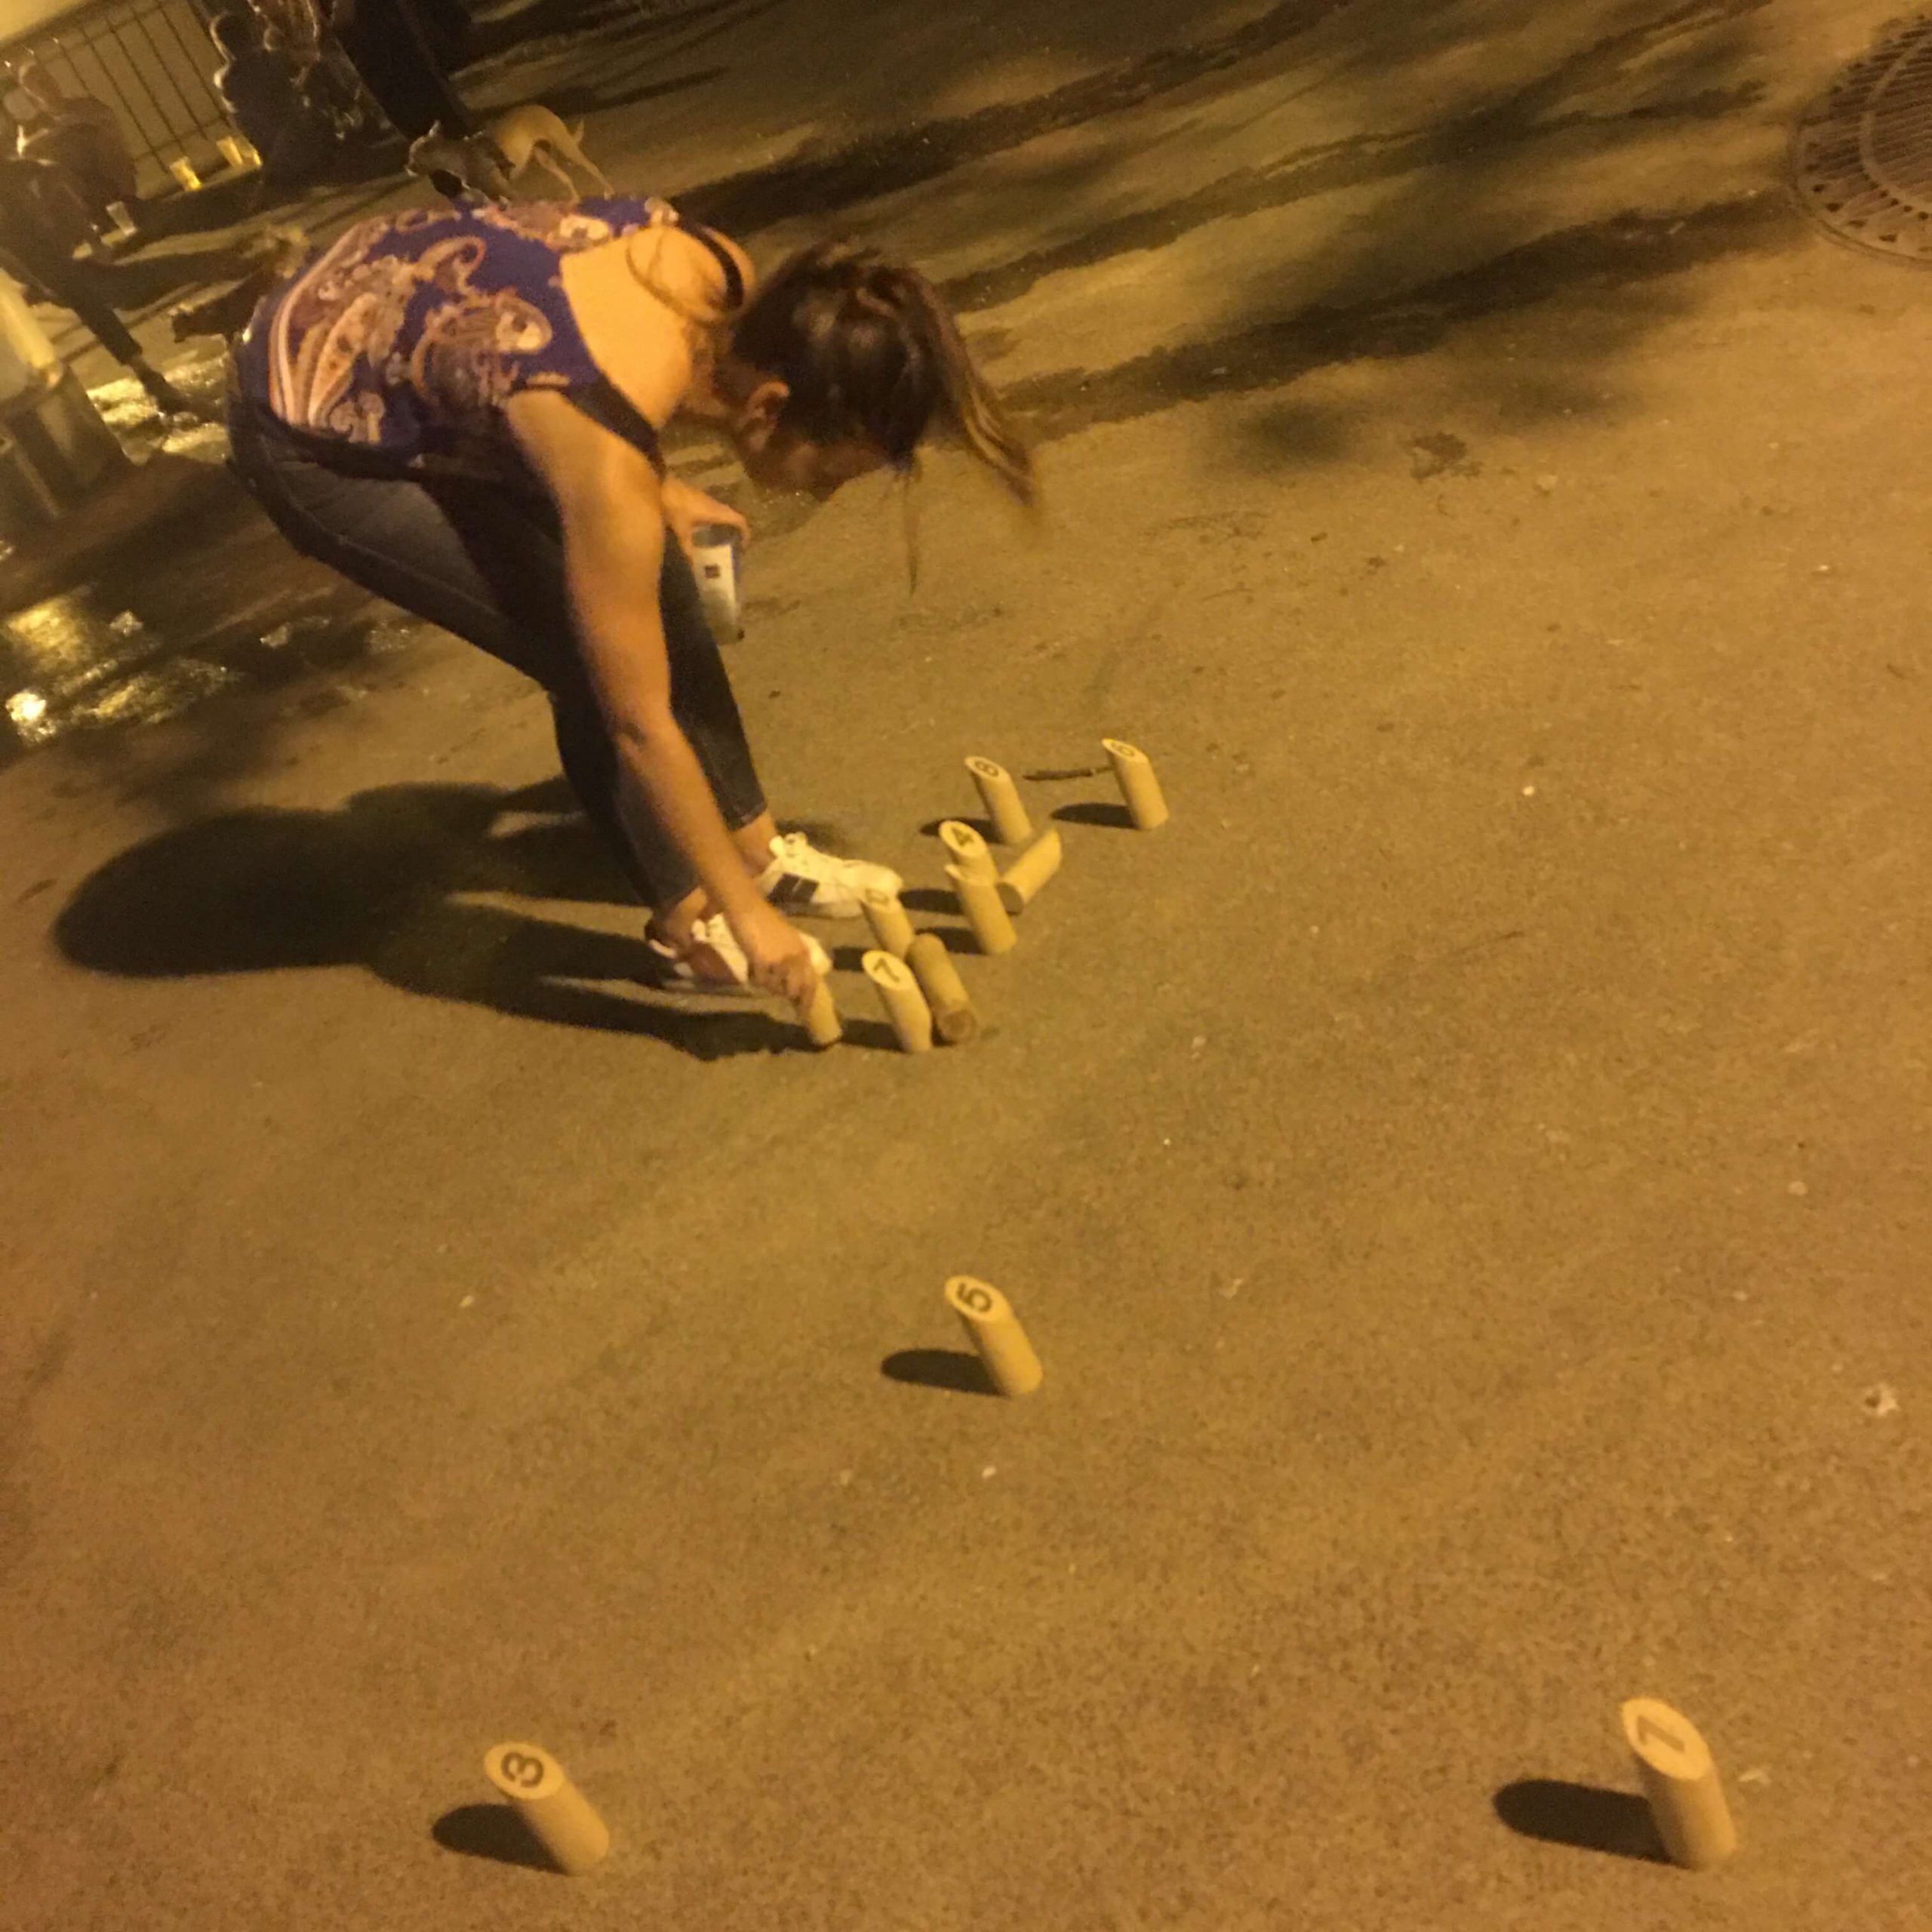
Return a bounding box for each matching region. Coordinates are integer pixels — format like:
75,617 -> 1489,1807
799,740 -> 1167,1053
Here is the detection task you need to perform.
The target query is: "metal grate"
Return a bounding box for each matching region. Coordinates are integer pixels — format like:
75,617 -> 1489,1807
1793,14 -> 1932,263
2,0 -> 242,202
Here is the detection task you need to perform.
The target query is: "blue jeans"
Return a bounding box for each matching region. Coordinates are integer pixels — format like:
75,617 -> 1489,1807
228,396 -> 768,911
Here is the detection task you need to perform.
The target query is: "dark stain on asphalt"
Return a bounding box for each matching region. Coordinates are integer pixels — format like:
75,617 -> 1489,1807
1411,432 -> 1479,481
678,0 -> 1357,234
939,0 -> 1770,315
1004,194 -> 1793,445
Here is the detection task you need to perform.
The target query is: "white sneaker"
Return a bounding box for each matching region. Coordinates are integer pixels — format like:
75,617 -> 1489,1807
645,912 -> 830,997
756,832 -> 902,918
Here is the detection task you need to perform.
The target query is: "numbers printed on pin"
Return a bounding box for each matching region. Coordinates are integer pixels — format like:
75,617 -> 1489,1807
1635,1714 -> 1686,1759
957,1283 -> 995,1315
498,1749 -> 548,1790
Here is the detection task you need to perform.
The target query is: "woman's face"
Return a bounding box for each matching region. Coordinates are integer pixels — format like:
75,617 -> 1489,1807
735,423 -> 888,501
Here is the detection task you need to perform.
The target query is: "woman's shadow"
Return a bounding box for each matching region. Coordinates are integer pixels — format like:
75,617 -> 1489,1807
54,777 -> 794,1059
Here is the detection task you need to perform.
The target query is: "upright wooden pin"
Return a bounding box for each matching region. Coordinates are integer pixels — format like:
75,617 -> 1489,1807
939,819 -> 997,881
484,1742 -> 611,1876
861,887 -> 915,958
996,827 -> 1063,913
1620,1697 -> 1737,1872
905,934 -> 978,1044
1103,738 -> 1169,830
802,977 -> 842,1048
945,1276 -> 1043,1398
946,863 -> 1016,955
965,756 -> 1033,845
863,949 -> 933,1053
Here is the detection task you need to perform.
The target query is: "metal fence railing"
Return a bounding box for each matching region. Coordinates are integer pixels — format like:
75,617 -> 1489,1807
2,0 -> 242,202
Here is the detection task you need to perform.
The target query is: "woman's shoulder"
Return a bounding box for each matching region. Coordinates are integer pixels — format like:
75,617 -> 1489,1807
475,196 -> 657,252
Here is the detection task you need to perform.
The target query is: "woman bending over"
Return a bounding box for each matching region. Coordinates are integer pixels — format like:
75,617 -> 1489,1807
228,197 -> 1032,1015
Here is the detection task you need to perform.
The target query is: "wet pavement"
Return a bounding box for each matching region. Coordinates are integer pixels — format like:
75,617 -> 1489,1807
0,356 -> 424,772
7,4 -> 1931,1929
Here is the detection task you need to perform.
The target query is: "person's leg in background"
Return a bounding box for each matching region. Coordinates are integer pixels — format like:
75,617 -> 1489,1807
0,177 -> 186,411
332,0 -> 473,140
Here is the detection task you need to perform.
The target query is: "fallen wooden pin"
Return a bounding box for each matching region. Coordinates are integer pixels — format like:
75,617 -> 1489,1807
997,827 -> 1063,913
905,934 -> 978,1044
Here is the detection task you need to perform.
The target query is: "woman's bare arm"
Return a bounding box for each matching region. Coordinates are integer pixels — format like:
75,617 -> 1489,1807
504,389 -> 817,1003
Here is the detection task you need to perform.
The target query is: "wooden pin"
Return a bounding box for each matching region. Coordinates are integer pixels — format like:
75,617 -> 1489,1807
996,827 -> 1063,913
1102,738 -> 1169,829
861,887 -> 915,958
938,819 -> 997,881
946,863 -> 1016,955
484,1742 -> 611,1876
863,949 -> 933,1053
965,755 -> 1033,845
905,934 -> 978,1044
802,977 -> 842,1048
945,1275 -> 1043,1398
1620,1697 -> 1737,1872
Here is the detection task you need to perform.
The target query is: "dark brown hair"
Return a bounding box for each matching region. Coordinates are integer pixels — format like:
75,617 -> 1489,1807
728,241 -> 1035,507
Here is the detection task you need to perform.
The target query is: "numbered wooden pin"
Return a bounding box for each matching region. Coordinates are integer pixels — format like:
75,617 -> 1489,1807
938,819 -> 997,882
996,827 -> 1063,913
1620,1698 -> 1737,1872
484,1742 -> 611,1876
802,977 -> 842,1048
945,1275 -> 1043,1398
905,934 -> 978,1044
1103,738 -> 1169,830
946,863 -> 1016,955
966,755 -> 1033,845
861,887 -> 915,958
863,949 -> 933,1053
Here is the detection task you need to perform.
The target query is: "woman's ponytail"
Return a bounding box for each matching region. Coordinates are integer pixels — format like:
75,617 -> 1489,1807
728,241 -> 1038,509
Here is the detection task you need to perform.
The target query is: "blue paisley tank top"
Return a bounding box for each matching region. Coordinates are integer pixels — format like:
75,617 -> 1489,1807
237,197 -> 659,475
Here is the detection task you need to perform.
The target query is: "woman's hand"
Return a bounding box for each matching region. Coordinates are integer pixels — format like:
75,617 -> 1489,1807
728,897 -> 820,1014
660,475 -> 749,558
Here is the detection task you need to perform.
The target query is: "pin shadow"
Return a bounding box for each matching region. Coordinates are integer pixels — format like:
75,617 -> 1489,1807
431,1803 -> 556,1873
1052,800 -> 1134,830
897,885 -> 961,915
1492,1779 -> 1668,1863
881,1349 -> 998,1397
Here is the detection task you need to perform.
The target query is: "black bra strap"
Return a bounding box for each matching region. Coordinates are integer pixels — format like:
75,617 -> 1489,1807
669,209 -> 746,312
562,377 -> 667,475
